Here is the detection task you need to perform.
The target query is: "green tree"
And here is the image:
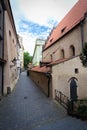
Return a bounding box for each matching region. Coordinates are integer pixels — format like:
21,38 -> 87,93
24,51 -> 32,68
80,42 -> 87,67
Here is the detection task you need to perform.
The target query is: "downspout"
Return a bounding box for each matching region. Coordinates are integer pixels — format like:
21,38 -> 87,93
2,5 -> 5,95
80,21 -> 84,50
46,72 -> 51,97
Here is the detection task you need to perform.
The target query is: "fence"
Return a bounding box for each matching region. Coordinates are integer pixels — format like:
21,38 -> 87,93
55,89 -> 87,119
55,90 -> 69,109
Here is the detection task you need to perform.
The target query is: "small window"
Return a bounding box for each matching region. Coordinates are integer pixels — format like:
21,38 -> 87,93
75,68 -> 79,74
13,39 -> 14,43
9,30 -> 11,36
70,45 -> 75,57
50,54 -> 53,61
60,49 -> 65,59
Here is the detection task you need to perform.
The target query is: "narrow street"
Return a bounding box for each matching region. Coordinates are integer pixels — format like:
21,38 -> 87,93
0,72 -> 87,130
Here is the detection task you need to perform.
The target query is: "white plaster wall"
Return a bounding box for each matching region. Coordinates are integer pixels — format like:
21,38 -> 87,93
33,45 -> 43,66
52,56 -> 87,99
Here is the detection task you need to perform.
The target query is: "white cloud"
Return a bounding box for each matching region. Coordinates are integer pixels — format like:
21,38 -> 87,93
10,0 -> 78,55
18,0 -> 78,26
19,32 -> 37,56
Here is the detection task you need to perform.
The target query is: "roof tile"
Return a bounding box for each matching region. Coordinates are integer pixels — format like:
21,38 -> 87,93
44,0 -> 87,50
30,66 -> 51,73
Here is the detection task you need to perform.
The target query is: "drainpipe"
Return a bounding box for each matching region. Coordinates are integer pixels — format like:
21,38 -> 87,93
46,72 -> 51,97
80,12 -> 87,52
80,20 -> 84,51
2,4 -> 5,95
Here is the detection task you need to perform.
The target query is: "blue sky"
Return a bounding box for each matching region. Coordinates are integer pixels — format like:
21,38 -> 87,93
19,19 -> 57,38
10,0 -> 78,55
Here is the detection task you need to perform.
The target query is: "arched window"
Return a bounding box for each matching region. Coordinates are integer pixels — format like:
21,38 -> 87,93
9,30 -> 11,36
60,49 -> 65,59
70,45 -> 75,57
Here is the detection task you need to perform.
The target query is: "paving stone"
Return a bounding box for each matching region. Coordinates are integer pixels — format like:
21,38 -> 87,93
0,72 -> 87,130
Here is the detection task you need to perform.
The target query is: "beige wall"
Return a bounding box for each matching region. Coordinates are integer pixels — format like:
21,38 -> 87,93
43,20 -> 87,100
43,25 -> 82,62
52,56 -> 87,99
4,11 -> 18,95
83,19 -> 87,43
29,71 -> 52,97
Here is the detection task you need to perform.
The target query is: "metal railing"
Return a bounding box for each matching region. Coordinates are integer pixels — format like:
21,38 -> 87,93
55,89 -> 87,118
55,90 -> 69,109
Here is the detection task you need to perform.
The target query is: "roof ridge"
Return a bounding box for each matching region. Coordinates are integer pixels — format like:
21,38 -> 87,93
44,0 -> 87,50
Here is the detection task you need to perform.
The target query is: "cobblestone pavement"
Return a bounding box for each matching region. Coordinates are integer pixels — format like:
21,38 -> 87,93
0,72 -> 87,130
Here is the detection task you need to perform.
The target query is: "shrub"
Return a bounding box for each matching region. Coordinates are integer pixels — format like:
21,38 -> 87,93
77,105 -> 87,116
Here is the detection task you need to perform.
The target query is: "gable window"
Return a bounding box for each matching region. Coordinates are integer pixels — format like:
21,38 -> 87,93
9,30 -> 11,36
60,49 -> 65,59
13,39 -> 14,43
70,45 -> 75,57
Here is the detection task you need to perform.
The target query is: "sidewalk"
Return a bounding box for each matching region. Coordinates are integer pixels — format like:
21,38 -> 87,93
0,72 -> 87,130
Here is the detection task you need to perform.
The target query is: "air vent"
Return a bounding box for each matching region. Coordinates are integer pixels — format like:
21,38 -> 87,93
61,26 -> 66,33
50,38 -> 53,42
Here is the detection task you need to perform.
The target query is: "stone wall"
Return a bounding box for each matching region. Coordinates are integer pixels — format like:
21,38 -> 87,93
29,70 -> 52,97
43,25 -> 82,62
43,20 -> 87,62
42,20 -> 87,100
52,56 -> 87,99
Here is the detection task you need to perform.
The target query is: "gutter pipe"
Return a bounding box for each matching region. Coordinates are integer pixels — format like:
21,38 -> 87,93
45,72 -> 51,97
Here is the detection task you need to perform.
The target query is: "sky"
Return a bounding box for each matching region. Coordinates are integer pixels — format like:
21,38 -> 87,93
10,0 -> 78,56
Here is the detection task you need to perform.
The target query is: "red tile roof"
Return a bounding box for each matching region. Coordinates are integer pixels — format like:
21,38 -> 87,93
44,0 -> 87,50
48,58 -> 68,66
30,66 -> 51,73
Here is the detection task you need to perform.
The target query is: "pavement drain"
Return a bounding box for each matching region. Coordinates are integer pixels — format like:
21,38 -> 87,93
24,96 -> 28,99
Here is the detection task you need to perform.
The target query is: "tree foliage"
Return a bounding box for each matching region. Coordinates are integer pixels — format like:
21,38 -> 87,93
80,42 -> 87,67
24,51 -> 32,68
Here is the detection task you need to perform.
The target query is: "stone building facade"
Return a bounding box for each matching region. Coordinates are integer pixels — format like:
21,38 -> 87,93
17,35 -> 24,73
0,0 -> 6,97
0,0 -> 19,96
42,0 -> 87,99
17,35 -> 24,71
